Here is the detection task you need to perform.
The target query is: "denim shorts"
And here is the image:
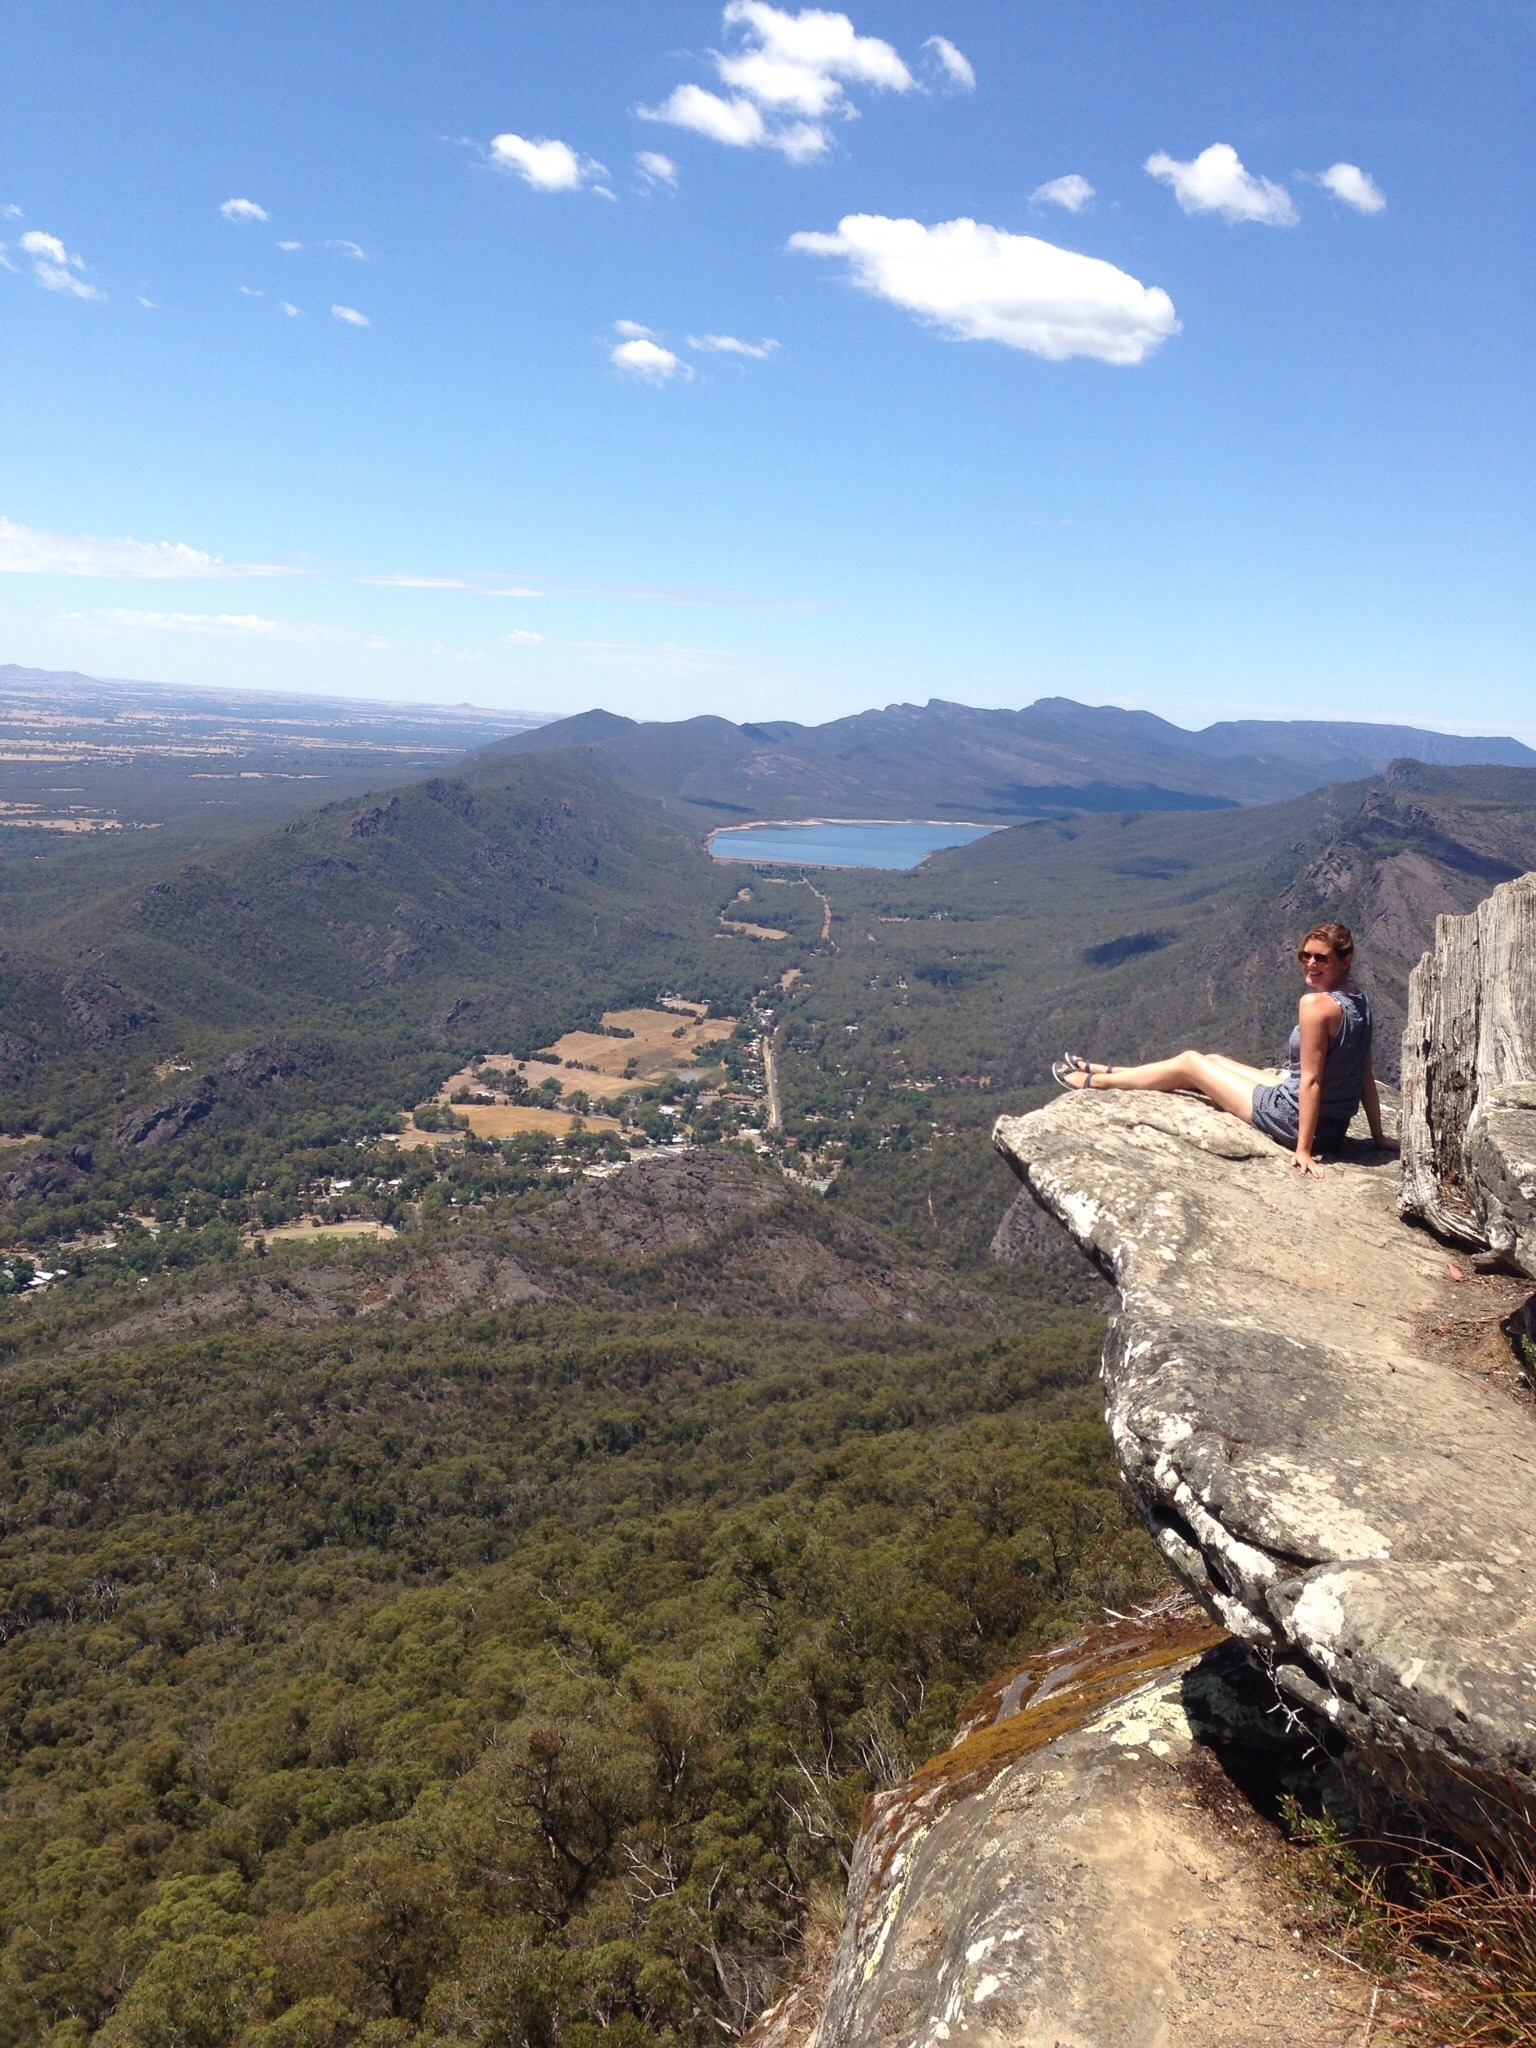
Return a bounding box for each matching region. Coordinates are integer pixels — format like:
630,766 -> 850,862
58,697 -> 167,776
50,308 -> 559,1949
1249,1082 -> 1348,1153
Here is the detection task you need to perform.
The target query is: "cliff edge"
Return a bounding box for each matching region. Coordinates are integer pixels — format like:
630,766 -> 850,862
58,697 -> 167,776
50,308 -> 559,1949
992,877 -> 1536,1833
757,1599 -> 1381,2048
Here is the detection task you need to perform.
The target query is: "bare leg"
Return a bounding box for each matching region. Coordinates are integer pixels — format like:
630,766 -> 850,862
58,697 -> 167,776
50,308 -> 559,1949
1203,1053 -> 1276,1085
1076,1051 -> 1272,1085
1060,1050 -> 1259,1123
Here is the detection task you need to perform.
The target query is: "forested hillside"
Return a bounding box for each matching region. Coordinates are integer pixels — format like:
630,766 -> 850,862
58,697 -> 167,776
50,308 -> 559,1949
0,1298 -> 1153,2047
0,749 -> 757,1142
781,760 -> 1536,1093
46,751 -> 732,1033
1,756 -> 1532,1329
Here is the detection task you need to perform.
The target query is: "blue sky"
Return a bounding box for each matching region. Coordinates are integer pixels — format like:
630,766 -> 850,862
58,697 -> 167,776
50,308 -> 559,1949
2,2 -> 1533,734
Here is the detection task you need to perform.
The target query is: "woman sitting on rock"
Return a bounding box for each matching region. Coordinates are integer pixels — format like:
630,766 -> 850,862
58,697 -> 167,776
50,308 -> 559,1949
1055,921 -> 1395,1177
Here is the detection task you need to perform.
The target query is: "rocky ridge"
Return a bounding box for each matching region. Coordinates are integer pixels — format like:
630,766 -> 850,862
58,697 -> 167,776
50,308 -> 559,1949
68,1150 -> 999,1352
754,1599 -> 1382,2048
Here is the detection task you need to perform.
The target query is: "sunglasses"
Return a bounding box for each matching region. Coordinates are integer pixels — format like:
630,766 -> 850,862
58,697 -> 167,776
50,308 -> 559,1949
1300,949 -> 1340,965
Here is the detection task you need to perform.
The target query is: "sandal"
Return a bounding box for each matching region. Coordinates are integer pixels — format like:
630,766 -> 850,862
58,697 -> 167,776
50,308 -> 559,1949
1053,1060 -> 1091,1091
1062,1052 -> 1114,1078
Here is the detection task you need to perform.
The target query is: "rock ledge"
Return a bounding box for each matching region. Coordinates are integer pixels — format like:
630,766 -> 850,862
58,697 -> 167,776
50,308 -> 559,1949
993,1089 -> 1536,1833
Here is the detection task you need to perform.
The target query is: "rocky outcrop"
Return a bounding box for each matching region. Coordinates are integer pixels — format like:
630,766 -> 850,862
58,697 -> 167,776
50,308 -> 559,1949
781,1598 -> 1380,2048
1399,868 -> 1536,1273
993,1087 -> 1536,1839
0,1145 -> 91,1206
117,1080 -> 218,1152
763,877 -> 1535,2048
69,1152 -> 996,1353
115,1039 -> 331,1152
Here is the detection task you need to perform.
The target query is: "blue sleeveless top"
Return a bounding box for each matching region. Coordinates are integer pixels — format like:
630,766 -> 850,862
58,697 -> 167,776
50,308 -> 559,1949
1250,987 -> 1373,1148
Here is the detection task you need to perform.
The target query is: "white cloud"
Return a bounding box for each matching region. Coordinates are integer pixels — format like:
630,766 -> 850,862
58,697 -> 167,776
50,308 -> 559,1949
611,337 -> 691,383
328,238 -> 367,258
503,629 -> 545,645
788,212 -> 1178,365
99,609 -> 387,647
332,304 -> 369,326
278,239 -> 303,251
717,2 -> 911,110
640,84 -> 771,150
239,285 -> 264,297
614,319 -> 655,339
220,197 -> 270,223
636,150 -> 679,189
18,228 -> 102,298
688,332 -> 779,357
359,573 -> 546,597
1031,173 -> 1094,213
0,516 -> 298,581
0,246 -> 14,272
640,3 -> 917,161
1,203 -> 21,220
1145,143 -> 1297,225
362,569 -> 803,607
922,35 -> 974,90
490,131 -> 608,193
282,301 -> 301,318
1316,161 -> 1385,214
565,637 -> 741,678
137,295 -> 156,309
33,261 -> 100,299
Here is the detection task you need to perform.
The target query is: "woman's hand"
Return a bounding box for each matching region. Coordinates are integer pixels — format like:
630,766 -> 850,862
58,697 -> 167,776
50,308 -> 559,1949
1291,1149 -> 1326,1178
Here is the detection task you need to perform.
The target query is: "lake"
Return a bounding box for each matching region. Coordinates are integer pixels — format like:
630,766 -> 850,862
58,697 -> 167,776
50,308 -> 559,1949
708,819 -> 1000,870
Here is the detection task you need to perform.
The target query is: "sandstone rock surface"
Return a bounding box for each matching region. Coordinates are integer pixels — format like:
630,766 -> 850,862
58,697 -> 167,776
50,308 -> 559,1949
993,1090 -> 1536,1833
1399,868 -> 1536,1273
785,1600 -> 1378,2048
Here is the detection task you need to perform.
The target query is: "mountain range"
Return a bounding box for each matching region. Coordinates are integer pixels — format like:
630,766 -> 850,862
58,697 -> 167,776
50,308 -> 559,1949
493,696 -> 1536,818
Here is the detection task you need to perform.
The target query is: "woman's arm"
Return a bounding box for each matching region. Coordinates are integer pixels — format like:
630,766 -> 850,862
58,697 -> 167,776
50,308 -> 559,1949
1292,993 -> 1333,1176
1360,1054 -> 1398,1152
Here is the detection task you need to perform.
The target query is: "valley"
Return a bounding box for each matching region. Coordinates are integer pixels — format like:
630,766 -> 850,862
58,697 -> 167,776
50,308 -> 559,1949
0,681 -> 1533,2047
